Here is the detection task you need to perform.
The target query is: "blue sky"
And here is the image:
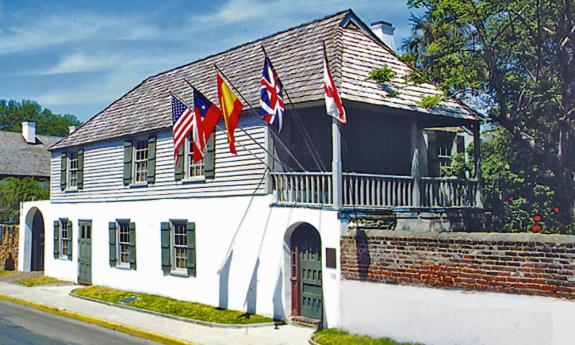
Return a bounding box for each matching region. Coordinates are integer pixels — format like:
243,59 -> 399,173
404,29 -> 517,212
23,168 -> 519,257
0,0 -> 418,122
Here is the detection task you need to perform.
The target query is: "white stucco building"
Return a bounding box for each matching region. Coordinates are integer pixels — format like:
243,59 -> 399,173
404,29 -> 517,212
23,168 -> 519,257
19,10 -> 482,328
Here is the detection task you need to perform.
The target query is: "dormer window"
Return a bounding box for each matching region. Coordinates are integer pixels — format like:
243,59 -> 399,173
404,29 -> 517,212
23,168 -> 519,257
133,139 -> 149,183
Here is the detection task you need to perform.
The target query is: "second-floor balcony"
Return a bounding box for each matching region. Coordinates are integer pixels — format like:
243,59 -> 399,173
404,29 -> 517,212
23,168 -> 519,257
271,172 -> 480,209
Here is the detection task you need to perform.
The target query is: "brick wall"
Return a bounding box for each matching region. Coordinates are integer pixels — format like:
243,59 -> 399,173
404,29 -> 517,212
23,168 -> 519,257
341,230 -> 575,299
0,225 -> 18,270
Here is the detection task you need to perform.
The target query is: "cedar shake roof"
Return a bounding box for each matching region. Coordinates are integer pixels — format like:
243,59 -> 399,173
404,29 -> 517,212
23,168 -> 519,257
0,131 -> 61,178
51,9 -> 480,150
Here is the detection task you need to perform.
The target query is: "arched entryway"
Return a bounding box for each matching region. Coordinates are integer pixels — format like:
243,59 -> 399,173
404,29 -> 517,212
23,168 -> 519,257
25,207 -> 45,271
289,223 -> 322,320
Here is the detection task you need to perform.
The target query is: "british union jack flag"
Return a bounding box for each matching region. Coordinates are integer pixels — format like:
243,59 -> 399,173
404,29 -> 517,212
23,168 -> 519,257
259,56 -> 285,131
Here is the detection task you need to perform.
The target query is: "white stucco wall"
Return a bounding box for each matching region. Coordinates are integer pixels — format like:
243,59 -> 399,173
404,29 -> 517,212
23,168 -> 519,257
341,280 -> 575,345
19,196 -> 343,327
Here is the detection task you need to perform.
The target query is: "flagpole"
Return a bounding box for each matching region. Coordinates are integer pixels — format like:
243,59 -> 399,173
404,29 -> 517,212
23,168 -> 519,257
323,41 -> 343,210
180,79 -> 292,172
213,63 -> 307,172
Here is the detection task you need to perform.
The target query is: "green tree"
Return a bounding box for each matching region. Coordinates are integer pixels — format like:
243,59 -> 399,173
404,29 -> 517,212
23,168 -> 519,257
0,99 -> 82,137
0,177 -> 49,222
404,0 -> 575,225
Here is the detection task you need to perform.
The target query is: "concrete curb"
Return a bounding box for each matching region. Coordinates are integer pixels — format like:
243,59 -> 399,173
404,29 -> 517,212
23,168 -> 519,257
0,294 -> 196,345
70,291 -> 283,329
308,337 -> 320,345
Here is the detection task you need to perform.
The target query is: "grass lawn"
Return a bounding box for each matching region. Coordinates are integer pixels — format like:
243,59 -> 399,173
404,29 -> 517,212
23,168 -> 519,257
73,286 -> 274,325
312,329 -> 423,345
15,276 -> 69,287
0,270 -> 14,276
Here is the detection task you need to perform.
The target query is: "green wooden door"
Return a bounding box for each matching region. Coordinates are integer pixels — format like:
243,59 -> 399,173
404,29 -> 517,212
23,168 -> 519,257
78,220 -> 92,285
293,226 -> 323,320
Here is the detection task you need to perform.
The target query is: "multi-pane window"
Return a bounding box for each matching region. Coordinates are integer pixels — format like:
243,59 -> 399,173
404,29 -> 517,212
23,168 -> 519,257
438,145 -> 452,170
133,140 -> 148,183
172,222 -> 188,271
186,137 -> 205,178
68,152 -> 78,188
118,222 -> 130,265
61,221 -> 70,257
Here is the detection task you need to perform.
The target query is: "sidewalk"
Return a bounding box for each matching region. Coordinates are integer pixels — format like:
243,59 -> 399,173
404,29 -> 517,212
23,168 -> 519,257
0,281 -> 313,345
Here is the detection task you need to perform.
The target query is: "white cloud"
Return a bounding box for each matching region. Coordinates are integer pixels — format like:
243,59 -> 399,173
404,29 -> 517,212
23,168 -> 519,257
0,12 -> 161,55
42,53 -> 120,75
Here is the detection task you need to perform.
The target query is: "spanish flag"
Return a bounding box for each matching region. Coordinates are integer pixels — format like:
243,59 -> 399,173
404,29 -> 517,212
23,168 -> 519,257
217,72 -> 244,154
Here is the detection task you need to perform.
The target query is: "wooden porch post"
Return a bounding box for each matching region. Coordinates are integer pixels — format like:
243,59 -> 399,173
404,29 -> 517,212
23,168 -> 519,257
473,123 -> 484,208
410,120 -> 422,207
332,117 -> 343,209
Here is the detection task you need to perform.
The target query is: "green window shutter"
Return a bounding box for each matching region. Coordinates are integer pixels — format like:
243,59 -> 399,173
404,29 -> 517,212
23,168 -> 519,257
186,222 -> 196,277
204,134 -> 216,179
147,136 -> 156,184
108,222 -> 117,267
160,222 -> 171,273
60,153 -> 67,191
123,141 -> 133,186
129,222 -> 137,270
53,220 -> 60,258
174,144 -> 185,181
77,149 -> 84,189
67,220 -> 73,258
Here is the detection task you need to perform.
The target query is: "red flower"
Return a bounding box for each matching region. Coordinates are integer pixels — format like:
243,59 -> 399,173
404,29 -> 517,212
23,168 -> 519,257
533,214 -> 542,222
507,196 -> 514,203
553,207 -> 560,215
532,224 -> 542,232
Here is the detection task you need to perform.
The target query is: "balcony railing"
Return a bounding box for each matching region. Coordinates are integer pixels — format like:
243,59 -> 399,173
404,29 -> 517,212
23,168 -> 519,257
271,172 -> 479,208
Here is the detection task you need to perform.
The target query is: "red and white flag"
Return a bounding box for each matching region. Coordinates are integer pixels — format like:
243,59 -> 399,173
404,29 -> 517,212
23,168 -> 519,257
323,54 -> 346,124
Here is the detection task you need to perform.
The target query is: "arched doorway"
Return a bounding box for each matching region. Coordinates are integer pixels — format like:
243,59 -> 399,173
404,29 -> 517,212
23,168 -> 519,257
30,209 -> 45,271
290,223 -> 322,320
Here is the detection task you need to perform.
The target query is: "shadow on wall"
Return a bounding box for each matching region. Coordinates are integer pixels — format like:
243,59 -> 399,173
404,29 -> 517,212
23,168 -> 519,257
245,258 -> 260,315
272,268 -> 285,321
356,229 -> 371,281
219,250 -> 233,309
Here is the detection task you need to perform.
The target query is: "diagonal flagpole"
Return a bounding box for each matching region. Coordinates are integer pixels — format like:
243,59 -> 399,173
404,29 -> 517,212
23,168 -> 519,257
180,79 -> 293,173
214,63 -> 307,172
260,45 -> 326,172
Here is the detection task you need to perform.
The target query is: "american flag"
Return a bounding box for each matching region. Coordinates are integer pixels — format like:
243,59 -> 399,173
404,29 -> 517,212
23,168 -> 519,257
259,56 -> 285,131
171,96 -> 194,166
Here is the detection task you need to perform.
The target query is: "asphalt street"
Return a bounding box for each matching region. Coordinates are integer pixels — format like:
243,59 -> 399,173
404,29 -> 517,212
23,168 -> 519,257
0,300 -> 159,345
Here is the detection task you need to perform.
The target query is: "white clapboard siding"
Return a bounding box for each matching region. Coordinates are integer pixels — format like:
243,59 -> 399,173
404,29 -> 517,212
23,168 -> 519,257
50,124 -> 268,203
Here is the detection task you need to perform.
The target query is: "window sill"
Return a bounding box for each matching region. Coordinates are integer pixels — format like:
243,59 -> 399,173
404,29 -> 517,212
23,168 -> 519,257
129,182 -> 148,188
169,270 -> 190,278
64,187 -> 78,193
182,176 -> 206,184
58,255 -> 71,261
115,263 -> 132,270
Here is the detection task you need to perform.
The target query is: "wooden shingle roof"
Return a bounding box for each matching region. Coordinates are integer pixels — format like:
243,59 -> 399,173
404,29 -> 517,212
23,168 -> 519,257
0,131 -> 61,178
52,10 -> 479,150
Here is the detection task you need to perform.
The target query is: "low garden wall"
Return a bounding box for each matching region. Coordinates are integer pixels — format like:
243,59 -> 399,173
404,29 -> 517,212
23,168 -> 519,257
339,230 -> 575,345
341,230 -> 575,299
0,225 -> 19,270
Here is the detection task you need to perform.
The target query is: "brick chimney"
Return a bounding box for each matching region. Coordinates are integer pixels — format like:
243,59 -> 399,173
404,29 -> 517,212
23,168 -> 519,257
22,121 -> 36,144
370,21 -> 395,51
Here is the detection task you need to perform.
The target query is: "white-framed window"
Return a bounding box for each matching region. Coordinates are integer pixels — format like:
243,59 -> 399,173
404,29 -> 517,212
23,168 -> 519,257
133,139 -> 148,183
68,152 -> 78,189
61,220 -> 71,258
172,222 -> 188,272
117,221 -> 130,266
185,137 -> 205,179
438,145 -> 452,169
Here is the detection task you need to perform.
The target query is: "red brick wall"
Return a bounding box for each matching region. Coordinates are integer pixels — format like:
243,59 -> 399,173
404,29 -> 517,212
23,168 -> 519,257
340,230 -> 575,299
0,225 -> 19,270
